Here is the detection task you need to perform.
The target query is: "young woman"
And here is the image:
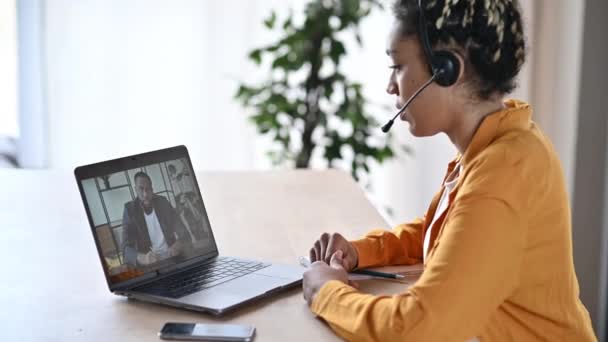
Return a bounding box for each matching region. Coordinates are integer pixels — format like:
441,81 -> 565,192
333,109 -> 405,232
302,0 -> 597,340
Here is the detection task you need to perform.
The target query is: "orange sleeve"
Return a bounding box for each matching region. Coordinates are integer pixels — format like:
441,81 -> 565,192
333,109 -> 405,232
350,216 -> 426,268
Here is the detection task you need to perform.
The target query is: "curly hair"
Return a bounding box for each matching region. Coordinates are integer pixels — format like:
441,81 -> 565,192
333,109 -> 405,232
392,0 -> 526,100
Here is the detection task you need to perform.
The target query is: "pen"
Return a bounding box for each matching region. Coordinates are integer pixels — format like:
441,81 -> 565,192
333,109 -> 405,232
351,269 -> 405,279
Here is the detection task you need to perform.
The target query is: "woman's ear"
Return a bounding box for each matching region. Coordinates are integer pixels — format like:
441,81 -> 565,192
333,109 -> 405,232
452,51 -> 466,84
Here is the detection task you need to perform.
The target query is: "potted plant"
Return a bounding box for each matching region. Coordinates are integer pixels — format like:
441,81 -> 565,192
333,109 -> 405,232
235,0 -> 406,182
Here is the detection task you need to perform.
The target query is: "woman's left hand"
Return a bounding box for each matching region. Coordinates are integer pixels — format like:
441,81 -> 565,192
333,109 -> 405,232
303,250 -> 351,306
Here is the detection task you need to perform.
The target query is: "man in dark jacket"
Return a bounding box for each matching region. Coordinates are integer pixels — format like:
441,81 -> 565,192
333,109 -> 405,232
121,171 -> 192,267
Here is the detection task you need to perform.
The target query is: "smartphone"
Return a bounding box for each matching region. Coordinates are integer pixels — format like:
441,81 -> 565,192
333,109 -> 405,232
159,322 -> 256,341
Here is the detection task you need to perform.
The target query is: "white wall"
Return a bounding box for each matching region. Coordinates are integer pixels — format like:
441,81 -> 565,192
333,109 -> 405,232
45,0 -> 212,169
43,0 -> 308,172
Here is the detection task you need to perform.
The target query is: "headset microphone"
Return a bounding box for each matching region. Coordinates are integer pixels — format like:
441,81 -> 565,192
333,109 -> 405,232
381,73 -> 436,133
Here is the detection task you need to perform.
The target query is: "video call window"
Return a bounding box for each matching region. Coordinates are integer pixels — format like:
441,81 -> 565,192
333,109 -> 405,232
81,158 -> 211,283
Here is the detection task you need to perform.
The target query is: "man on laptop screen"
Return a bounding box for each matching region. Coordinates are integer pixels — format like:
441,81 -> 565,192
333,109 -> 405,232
123,171 -> 191,267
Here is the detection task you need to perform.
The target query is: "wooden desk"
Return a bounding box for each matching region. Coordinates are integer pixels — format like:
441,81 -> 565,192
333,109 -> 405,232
0,169 -> 407,341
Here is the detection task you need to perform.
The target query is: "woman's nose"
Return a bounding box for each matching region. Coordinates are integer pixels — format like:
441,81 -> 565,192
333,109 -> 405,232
386,80 -> 398,95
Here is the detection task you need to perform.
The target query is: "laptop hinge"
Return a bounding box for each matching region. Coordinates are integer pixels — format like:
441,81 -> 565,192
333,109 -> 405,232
111,252 -> 220,292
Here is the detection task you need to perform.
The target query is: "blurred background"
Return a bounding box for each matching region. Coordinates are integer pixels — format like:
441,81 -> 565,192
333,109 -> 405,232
1,0 -> 606,339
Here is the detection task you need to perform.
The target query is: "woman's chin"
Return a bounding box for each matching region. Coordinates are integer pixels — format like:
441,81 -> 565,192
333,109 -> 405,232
407,123 -> 432,137
402,116 -> 430,137
407,122 -> 421,136
409,127 -> 422,137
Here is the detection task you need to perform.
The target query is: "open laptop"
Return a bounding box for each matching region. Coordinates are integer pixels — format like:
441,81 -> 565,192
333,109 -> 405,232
74,145 -> 302,315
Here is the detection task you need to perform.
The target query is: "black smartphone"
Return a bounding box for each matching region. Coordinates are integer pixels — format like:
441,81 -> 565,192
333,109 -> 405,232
159,322 -> 256,341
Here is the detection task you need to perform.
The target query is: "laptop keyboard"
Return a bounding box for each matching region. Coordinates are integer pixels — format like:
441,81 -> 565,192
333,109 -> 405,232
134,257 -> 271,298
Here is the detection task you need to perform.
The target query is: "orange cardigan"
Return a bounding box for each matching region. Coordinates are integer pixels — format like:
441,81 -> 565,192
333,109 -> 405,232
311,100 -> 597,341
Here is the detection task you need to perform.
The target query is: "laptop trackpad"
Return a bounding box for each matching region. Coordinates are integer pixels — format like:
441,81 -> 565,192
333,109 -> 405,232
180,273 -> 288,310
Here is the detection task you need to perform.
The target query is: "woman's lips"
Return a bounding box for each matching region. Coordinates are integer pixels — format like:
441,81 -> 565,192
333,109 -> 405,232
395,100 -> 409,121
395,103 -> 406,121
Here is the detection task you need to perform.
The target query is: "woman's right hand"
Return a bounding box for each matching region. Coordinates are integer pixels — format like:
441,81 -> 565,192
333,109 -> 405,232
309,232 -> 359,271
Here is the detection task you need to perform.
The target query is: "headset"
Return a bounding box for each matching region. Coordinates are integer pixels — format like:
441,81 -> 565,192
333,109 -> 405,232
417,0 -> 460,87
382,0 -> 461,133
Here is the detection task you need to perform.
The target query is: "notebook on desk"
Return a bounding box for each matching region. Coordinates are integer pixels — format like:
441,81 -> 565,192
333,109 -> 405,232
75,145 -> 302,315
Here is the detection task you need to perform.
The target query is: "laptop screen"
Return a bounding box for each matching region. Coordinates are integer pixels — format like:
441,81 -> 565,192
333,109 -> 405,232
78,151 -> 216,286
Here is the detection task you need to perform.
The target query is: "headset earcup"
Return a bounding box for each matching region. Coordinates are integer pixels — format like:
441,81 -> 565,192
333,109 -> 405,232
432,50 -> 461,87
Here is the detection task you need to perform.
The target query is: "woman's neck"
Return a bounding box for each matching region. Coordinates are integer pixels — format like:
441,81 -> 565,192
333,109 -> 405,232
447,99 -> 505,154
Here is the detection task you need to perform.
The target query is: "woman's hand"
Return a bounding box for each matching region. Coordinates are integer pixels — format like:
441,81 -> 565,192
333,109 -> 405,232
309,232 -> 359,271
303,250 -> 350,306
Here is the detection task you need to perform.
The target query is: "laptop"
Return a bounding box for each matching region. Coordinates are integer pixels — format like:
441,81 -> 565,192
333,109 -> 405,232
74,145 -> 302,315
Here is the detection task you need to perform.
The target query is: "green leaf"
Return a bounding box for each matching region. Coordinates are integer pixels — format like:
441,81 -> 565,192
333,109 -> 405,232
362,162 -> 370,173
323,131 -> 343,162
248,49 -> 262,65
235,85 -> 250,99
329,40 -> 346,65
282,14 -> 293,30
264,11 -> 277,29
271,54 -> 290,69
265,44 -> 281,53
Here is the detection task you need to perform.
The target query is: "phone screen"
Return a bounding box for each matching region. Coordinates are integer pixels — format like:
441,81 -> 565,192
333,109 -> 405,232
160,322 -> 255,341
